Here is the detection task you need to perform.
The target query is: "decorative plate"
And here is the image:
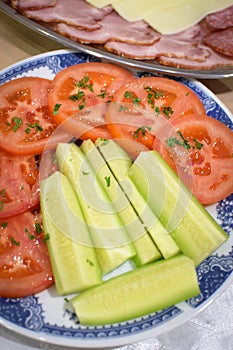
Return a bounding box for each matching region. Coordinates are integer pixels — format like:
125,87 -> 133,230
0,49 -> 232,349
0,0 -> 233,79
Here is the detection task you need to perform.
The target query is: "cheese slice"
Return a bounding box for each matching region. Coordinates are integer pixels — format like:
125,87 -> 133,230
86,0 -> 118,7
112,0 -> 185,22
145,0 -> 233,34
87,0 -> 233,34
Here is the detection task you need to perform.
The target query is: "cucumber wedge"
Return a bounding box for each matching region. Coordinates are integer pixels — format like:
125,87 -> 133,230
72,254 -> 200,325
96,139 -> 180,259
56,143 -> 136,275
129,150 -> 228,265
80,139 -> 162,266
40,171 -> 102,295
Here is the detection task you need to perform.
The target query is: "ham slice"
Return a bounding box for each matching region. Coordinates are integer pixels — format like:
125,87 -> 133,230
22,0 -> 112,30
157,47 -> 233,70
55,11 -> 160,45
105,26 -> 210,62
11,0 -> 57,9
205,5 -> 233,30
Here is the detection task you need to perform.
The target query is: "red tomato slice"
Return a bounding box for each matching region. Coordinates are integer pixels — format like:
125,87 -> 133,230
106,76 -> 206,149
153,114 -> 233,205
0,210 -> 53,298
0,150 -> 40,219
47,62 -> 134,140
0,77 -> 67,155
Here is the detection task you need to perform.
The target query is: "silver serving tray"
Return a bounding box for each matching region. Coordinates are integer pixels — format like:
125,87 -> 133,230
0,0 -> 233,79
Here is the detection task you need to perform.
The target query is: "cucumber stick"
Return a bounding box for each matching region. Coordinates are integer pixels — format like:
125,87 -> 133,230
96,139 -> 180,259
56,143 -> 136,275
129,150 -> 228,265
80,139 -> 162,266
72,254 -> 200,325
40,171 -> 102,295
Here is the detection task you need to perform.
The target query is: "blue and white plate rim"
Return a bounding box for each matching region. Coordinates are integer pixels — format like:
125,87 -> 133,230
0,49 -> 232,349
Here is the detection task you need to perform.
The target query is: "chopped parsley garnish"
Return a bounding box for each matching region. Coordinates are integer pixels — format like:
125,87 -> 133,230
76,76 -> 93,92
43,233 -> 50,242
123,91 -> 141,104
193,138 -> 204,150
104,176 -> 111,187
98,90 -> 107,98
162,106 -> 174,118
86,259 -> 94,266
25,122 -> 43,133
133,126 -> 151,139
82,171 -> 90,175
0,200 -> 3,212
166,131 -> 204,150
53,103 -> 62,115
1,222 -> 8,228
35,223 -> 43,234
12,117 -> 23,132
10,237 -> 20,246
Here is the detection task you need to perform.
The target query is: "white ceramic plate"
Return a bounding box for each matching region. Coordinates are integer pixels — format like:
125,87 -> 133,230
0,49 -> 232,349
0,0 -> 233,79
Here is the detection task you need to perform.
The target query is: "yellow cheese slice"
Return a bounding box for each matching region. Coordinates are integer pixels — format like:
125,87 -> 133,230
145,0 -> 233,34
112,0 -> 184,21
86,0 -> 118,7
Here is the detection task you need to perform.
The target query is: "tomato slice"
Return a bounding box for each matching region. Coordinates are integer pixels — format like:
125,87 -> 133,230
47,62 -> 134,140
0,77 -> 67,155
0,150 -> 40,219
106,76 -> 206,149
0,210 -> 53,298
153,114 -> 233,205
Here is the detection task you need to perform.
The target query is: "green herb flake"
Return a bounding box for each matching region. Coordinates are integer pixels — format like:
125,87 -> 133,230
193,138 -> 204,150
35,223 -> 43,234
0,201 -> 4,212
10,237 -> 20,246
43,233 -> 50,242
12,117 -> 23,132
133,126 -> 151,139
98,90 -> 107,98
76,76 -> 93,92
28,233 -> 36,240
86,259 -> 94,266
1,189 -> 6,198
53,103 -> 62,115
162,106 -> 174,118
64,297 -> 70,303
1,222 -> 8,228
82,171 -> 90,175
26,122 -> 43,132
104,176 -> 111,187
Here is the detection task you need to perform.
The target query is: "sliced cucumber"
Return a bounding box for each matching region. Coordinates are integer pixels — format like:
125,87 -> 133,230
129,150 -> 228,265
80,139 -> 162,266
40,171 -> 102,295
72,254 -> 200,325
96,139 -> 180,259
56,143 -> 136,275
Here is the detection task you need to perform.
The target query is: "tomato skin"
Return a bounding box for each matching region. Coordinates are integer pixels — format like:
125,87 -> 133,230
0,210 -> 53,298
106,76 -> 206,151
47,62 -> 134,140
153,114 -> 233,205
0,77 -> 65,155
0,150 -> 40,219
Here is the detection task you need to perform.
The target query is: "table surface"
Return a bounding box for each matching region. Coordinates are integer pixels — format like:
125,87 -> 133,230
0,8 -> 233,350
